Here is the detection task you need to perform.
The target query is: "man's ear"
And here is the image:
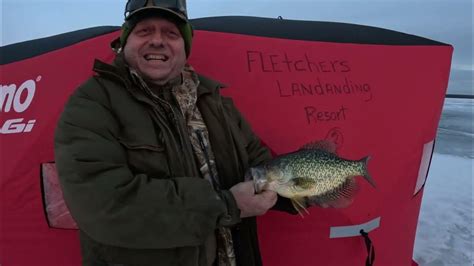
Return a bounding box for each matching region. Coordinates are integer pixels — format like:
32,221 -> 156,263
110,37 -> 122,54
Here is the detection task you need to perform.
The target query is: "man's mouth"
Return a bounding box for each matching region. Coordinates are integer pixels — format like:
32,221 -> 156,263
144,54 -> 169,62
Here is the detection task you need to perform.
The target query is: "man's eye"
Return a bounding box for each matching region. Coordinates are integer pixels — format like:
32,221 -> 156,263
137,28 -> 150,35
167,31 -> 180,38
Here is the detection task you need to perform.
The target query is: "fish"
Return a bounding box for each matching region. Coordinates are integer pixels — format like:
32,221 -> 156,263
248,140 -> 376,216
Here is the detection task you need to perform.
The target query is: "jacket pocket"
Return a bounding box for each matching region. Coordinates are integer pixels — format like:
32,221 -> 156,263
117,135 -> 170,177
118,140 -> 164,152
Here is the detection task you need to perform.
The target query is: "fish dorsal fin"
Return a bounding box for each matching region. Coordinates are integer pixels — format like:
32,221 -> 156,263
299,139 -> 337,154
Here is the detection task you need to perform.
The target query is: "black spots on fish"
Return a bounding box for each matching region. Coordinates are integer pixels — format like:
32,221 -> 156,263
258,147 -> 374,206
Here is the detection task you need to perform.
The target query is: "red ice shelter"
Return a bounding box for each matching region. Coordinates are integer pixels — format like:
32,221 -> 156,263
0,16 -> 452,266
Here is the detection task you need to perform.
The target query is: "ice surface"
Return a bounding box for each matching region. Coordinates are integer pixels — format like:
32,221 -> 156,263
413,99 -> 473,266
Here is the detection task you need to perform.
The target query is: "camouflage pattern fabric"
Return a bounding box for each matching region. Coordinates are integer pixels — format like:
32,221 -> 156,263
173,65 -> 236,266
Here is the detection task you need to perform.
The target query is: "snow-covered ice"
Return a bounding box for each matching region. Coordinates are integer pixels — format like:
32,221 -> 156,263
413,99 -> 473,266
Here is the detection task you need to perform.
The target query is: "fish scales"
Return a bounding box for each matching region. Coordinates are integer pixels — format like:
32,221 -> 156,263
249,140 -> 376,215
250,142 -> 375,216
266,149 -> 363,197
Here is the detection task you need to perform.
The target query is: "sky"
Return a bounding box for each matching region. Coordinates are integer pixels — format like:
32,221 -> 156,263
1,0 -> 473,95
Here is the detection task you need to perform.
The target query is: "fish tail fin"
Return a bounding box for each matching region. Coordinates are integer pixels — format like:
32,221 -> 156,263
361,156 -> 376,188
291,197 -> 309,218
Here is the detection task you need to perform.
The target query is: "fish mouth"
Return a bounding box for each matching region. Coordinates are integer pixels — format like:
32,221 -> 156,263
254,178 -> 268,194
250,167 -> 268,193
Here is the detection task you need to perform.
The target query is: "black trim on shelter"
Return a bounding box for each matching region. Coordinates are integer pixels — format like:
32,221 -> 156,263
0,26 -> 120,65
191,16 -> 449,46
1,16 -> 450,65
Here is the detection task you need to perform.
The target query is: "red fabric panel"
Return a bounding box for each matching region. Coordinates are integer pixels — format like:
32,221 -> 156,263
1,31 -> 118,266
0,28 -> 452,266
189,31 -> 452,266
42,163 -> 77,229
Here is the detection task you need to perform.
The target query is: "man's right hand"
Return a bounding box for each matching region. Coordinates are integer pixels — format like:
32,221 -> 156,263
229,181 -> 277,218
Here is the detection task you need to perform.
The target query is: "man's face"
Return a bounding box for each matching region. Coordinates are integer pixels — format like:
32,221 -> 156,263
124,16 -> 186,86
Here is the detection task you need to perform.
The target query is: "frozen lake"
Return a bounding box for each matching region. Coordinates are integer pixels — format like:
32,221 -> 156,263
413,98 -> 473,266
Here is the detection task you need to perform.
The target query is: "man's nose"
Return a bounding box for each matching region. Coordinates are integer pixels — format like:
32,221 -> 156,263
149,32 -> 164,47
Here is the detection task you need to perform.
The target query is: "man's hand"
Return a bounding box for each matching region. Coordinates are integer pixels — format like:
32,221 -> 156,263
230,181 -> 277,218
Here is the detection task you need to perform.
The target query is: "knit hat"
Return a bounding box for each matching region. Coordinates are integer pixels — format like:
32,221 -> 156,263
120,0 -> 193,57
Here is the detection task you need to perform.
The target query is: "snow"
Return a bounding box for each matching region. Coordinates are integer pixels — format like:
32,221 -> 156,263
413,99 -> 473,266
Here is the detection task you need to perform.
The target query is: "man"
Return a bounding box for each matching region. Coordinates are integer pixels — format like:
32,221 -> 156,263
55,0 -> 296,265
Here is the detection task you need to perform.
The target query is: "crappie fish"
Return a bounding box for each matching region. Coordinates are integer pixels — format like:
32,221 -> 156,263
249,140 -> 376,215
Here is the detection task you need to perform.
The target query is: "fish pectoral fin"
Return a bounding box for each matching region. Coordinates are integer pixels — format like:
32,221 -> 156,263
312,177 -> 359,209
291,197 -> 310,218
292,177 -> 317,190
338,176 -> 360,199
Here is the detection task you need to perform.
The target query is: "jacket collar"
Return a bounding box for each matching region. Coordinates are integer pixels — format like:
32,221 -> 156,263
196,73 -> 227,97
93,54 -> 227,98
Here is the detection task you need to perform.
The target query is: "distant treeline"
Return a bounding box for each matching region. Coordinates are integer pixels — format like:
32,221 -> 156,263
446,94 -> 474,99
